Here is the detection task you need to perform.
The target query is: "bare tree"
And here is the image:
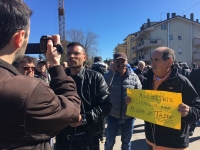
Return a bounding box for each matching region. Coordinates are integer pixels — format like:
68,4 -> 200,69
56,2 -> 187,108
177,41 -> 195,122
66,29 -> 99,57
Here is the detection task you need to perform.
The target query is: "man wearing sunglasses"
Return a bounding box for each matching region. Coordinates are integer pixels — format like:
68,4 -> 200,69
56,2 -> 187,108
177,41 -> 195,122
12,55 -> 36,77
104,52 -> 142,150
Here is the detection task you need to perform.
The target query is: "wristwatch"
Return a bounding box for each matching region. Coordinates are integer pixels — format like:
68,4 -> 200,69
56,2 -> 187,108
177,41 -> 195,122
81,114 -> 87,125
54,44 -> 64,54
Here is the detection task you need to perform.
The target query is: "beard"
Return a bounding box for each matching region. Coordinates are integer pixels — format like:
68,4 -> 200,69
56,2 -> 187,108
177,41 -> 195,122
13,38 -> 28,62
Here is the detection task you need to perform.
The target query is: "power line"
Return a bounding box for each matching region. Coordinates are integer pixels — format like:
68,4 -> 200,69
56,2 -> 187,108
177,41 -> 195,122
181,1 -> 200,15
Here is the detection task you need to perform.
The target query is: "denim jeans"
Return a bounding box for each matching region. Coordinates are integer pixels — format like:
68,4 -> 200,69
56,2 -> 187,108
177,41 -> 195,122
104,115 -> 135,150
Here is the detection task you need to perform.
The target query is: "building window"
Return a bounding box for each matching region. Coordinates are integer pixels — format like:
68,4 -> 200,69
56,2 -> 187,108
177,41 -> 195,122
161,23 -> 167,30
178,47 -> 182,54
178,33 -> 182,40
169,34 -> 173,40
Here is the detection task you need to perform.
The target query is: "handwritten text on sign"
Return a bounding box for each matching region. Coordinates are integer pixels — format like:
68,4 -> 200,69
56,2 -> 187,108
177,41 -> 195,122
126,89 -> 182,130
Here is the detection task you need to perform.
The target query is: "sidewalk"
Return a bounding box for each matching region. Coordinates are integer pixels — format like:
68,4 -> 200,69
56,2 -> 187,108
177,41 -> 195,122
100,119 -> 200,150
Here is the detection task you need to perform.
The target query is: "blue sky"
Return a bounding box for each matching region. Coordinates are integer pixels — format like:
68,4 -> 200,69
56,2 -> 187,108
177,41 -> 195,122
24,0 -> 200,61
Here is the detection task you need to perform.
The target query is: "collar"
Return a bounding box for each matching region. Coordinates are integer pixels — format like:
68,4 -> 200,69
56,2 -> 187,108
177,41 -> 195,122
147,65 -> 178,82
153,68 -> 171,82
66,67 -> 85,78
0,58 -> 21,76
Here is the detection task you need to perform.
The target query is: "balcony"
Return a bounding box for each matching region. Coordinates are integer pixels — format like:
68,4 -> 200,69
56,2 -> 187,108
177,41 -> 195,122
138,54 -> 151,61
193,52 -> 200,60
135,39 -> 162,51
193,38 -> 200,46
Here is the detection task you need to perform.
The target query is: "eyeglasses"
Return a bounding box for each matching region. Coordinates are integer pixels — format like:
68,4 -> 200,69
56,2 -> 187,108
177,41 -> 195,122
24,67 -> 35,71
66,52 -> 85,56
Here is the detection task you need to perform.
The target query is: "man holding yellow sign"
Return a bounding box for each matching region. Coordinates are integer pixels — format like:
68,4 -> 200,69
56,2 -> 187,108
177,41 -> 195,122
126,47 -> 200,150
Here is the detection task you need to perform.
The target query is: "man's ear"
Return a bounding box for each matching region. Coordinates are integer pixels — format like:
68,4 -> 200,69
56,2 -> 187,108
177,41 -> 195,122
84,54 -> 87,61
168,58 -> 173,66
13,30 -> 26,49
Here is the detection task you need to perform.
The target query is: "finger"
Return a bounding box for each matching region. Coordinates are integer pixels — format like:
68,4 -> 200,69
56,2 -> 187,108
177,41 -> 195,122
51,34 -> 60,45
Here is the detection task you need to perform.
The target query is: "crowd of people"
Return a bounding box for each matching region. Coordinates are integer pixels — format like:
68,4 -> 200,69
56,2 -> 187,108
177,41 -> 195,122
1,1 -> 200,150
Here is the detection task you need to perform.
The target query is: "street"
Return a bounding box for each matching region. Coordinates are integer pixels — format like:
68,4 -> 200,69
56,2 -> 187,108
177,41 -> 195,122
100,119 -> 200,150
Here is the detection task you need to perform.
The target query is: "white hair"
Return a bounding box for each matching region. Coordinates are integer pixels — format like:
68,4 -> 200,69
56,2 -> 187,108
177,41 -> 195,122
138,61 -> 145,66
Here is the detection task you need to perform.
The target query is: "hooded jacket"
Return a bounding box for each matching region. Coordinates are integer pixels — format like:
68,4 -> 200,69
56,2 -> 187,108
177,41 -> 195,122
91,61 -> 107,75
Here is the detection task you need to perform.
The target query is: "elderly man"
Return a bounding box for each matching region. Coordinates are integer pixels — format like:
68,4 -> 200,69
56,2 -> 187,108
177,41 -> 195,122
128,47 -> 200,150
34,59 -> 49,82
134,61 -> 147,84
12,55 -> 36,77
104,52 -> 141,150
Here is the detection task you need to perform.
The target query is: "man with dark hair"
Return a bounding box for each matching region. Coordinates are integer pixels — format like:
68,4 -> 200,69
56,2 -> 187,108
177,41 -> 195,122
0,1 -> 81,149
56,42 -> 112,150
12,55 -> 36,77
91,56 -> 108,143
181,63 -> 191,78
104,52 -> 142,150
127,47 -> 200,150
91,56 -> 107,75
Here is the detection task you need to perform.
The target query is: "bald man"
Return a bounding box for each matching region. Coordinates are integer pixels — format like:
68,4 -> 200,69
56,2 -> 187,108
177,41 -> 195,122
144,47 -> 200,150
127,47 -> 200,150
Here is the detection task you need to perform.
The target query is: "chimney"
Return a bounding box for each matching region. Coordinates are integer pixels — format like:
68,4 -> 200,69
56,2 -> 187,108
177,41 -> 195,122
147,19 -> 150,27
196,19 -> 199,23
190,13 -> 194,21
183,15 -> 186,18
172,13 -> 176,18
167,13 -> 170,19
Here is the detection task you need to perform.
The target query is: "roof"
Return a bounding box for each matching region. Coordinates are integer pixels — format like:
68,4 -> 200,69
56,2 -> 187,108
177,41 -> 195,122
135,15 -> 200,38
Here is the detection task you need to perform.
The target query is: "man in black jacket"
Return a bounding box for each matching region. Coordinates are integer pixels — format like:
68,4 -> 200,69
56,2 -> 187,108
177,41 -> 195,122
134,60 -> 147,85
56,42 -> 112,150
188,67 -> 200,136
91,56 -> 107,75
143,47 -> 200,149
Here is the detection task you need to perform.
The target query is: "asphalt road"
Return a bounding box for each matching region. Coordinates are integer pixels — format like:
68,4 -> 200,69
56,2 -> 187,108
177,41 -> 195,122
100,119 -> 200,150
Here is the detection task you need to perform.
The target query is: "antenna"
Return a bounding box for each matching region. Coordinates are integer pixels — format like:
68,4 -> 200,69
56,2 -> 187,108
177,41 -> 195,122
160,12 -> 165,21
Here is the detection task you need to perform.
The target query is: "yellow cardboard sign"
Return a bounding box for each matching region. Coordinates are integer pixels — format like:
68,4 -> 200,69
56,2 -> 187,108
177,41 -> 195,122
126,89 -> 182,130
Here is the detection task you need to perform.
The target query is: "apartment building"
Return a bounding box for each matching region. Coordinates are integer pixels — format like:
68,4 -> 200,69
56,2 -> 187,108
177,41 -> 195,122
113,43 -> 126,55
124,13 -> 200,66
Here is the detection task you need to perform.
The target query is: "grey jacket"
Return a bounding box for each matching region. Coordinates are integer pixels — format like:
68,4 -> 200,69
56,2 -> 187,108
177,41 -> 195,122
104,68 -> 142,119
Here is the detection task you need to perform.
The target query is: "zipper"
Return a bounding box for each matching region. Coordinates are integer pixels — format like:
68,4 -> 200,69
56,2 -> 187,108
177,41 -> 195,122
120,78 -> 123,119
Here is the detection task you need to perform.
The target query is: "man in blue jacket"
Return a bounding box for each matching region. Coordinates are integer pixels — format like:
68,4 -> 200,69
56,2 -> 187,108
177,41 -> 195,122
104,52 -> 142,150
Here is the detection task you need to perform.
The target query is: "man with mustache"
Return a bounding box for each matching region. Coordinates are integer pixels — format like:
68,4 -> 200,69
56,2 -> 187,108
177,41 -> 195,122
0,1 -> 81,149
104,52 -> 142,150
56,42 -> 112,150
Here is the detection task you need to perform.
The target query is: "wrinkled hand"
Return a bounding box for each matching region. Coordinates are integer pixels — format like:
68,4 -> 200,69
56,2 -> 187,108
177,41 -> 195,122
70,114 -> 82,127
46,34 -> 61,67
178,103 -> 190,117
125,96 -> 132,105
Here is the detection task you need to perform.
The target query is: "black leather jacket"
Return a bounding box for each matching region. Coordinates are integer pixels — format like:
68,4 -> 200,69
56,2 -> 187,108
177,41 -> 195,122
57,67 -> 112,142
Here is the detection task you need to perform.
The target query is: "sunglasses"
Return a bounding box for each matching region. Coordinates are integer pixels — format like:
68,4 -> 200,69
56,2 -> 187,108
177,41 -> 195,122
24,67 -> 35,71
